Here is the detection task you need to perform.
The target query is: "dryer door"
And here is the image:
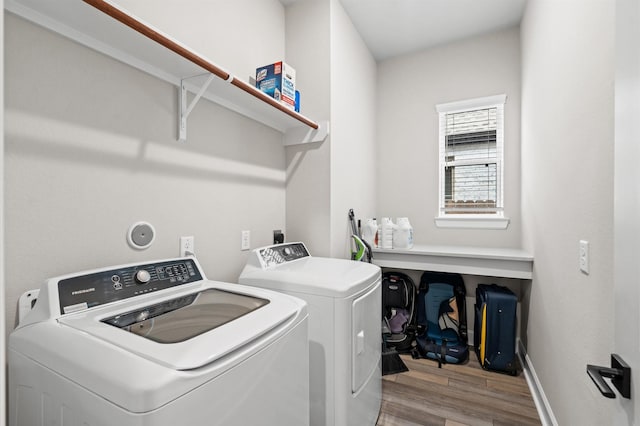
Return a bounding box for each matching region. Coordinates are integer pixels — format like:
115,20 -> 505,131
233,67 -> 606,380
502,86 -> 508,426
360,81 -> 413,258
351,280 -> 382,393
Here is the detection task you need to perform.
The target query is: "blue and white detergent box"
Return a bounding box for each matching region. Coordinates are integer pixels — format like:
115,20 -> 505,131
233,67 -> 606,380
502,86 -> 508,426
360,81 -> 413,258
255,61 -> 296,110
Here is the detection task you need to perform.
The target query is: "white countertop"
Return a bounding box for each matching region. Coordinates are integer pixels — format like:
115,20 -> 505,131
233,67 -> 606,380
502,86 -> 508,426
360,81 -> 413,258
372,244 -> 533,279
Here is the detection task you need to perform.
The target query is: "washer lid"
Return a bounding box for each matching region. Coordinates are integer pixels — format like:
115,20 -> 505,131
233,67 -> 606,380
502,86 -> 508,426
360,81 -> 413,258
239,256 -> 381,298
101,288 -> 269,344
57,281 -> 305,370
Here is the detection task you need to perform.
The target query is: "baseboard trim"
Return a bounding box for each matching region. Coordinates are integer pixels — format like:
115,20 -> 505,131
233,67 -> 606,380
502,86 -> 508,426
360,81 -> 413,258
517,339 -> 558,426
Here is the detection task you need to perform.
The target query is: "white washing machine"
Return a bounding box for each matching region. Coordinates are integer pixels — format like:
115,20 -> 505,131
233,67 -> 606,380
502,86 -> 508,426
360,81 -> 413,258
9,257 -> 309,426
239,242 -> 382,426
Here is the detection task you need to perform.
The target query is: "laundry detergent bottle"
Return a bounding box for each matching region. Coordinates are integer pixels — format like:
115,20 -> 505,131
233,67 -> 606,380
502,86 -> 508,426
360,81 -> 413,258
393,217 -> 413,249
361,218 -> 378,248
378,217 -> 395,249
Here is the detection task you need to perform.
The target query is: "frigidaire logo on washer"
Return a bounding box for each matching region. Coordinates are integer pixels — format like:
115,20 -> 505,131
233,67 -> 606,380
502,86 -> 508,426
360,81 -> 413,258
71,288 -> 95,295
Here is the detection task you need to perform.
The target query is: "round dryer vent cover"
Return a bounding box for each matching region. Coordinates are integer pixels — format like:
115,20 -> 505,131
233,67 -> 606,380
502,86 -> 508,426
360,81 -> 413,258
127,221 -> 156,250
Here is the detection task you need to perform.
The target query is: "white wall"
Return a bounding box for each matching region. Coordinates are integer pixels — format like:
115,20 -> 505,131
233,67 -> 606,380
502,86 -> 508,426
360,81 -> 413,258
284,0 -> 332,256
376,27 -> 521,248
520,0 -> 615,423
284,0 -> 377,258
114,0 -> 285,80
1,3 -> 5,425
614,0 -> 640,422
329,0 -> 377,258
4,4 -> 287,336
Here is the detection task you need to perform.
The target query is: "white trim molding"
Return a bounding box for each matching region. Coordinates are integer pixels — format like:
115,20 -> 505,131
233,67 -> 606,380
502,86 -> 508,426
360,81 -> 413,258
435,215 -> 510,229
518,340 -> 558,426
436,94 -> 507,113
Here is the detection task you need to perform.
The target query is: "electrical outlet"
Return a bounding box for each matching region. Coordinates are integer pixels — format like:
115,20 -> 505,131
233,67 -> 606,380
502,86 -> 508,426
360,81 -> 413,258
579,240 -> 589,274
180,236 -> 195,257
273,229 -> 284,244
241,230 -> 250,251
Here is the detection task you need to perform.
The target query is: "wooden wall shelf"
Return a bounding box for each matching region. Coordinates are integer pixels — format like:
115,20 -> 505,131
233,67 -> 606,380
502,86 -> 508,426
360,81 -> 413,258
5,0 -> 328,145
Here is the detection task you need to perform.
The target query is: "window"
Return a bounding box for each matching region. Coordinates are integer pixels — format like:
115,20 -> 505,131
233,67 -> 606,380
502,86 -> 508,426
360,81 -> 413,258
436,95 -> 508,228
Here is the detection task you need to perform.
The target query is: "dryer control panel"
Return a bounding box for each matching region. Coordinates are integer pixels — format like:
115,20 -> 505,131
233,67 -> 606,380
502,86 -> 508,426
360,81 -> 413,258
257,242 -> 310,268
57,259 -> 203,314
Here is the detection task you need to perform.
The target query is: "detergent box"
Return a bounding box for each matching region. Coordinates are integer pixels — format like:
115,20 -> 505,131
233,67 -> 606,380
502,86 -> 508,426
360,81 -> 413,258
255,61 -> 296,110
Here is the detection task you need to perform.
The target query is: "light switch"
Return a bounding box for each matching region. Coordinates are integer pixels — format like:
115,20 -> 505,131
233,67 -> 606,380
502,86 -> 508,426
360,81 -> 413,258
241,230 -> 251,251
580,240 -> 589,274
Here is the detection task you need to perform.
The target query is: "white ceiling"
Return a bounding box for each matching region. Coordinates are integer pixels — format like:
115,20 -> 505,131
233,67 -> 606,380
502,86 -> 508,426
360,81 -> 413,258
282,0 -> 527,61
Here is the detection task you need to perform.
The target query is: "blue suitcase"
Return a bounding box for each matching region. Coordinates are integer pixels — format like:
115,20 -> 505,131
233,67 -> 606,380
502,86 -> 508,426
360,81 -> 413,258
474,284 -> 518,375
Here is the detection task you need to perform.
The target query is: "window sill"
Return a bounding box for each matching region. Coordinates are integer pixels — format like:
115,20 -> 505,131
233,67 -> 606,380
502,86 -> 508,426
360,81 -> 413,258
434,215 -> 510,229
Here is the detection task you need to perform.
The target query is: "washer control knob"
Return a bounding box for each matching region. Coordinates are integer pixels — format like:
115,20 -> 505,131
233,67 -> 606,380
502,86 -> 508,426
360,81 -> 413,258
135,269 -> 151,284
283,247 -> 292,257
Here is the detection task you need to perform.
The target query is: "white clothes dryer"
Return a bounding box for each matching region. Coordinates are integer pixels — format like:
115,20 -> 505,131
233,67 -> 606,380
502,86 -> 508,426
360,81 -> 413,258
239,242 -> 382,426
9,257 -> 309,426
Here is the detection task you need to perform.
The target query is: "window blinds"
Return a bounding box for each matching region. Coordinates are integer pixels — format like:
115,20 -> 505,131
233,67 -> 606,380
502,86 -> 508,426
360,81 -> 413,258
439,104 -> 504,214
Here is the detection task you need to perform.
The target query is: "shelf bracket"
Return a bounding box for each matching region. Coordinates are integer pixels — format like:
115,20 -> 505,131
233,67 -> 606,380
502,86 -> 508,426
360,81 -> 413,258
178,74 -> 216,142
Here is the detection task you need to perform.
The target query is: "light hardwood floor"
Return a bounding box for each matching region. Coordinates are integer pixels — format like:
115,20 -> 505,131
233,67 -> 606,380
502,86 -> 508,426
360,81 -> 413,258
376,352 -> 541,426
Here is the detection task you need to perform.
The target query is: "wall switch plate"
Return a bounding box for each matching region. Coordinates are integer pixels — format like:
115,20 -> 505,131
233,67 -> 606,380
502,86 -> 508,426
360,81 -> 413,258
241,230 -> 250,251
579,240 -> 589,274
180,236 -> 194,257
